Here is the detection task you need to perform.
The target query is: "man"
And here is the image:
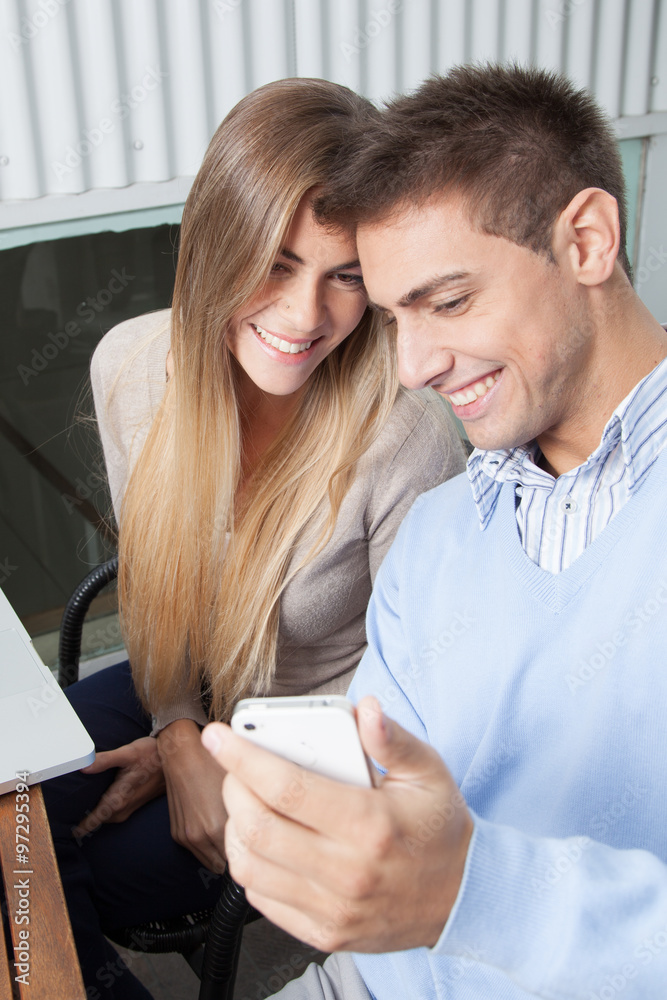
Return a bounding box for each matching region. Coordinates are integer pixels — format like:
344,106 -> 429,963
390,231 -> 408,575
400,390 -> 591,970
202,64 -> 667,998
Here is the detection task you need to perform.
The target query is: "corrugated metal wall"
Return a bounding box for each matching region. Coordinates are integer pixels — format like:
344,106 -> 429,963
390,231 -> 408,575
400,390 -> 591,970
1,0 -> 665,205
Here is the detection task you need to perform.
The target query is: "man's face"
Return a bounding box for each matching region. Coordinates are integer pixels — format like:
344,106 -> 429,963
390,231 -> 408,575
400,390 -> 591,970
356,194 -> 596,454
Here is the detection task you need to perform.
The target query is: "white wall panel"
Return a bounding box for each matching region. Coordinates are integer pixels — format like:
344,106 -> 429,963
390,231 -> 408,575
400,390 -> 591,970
28,0 -> 81,194
365,0 -> 400,103
246,0 -> 293,90
326,0 -> 364,93
0,3 -> 40,200
503,0 -> 534,65
534,0 -> 565,73
400,0 -> 432,95
69,0 -> 127,191
470,0 -> 501,64
564,0 -> 597,92
161,0 -> 210,177
635,133 -> 667,321
622,0 -> 656,116
651,0 -> 667,111
593,0 -> 628,117
116,0 -> 169,184
1,0 -> 666,220
294,0 -> 325,78
204,0 -> 248,129
435,0 -> 466,67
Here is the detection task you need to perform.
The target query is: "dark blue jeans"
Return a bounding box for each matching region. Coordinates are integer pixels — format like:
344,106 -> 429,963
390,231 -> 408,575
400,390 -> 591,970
42,662 -> 222,1000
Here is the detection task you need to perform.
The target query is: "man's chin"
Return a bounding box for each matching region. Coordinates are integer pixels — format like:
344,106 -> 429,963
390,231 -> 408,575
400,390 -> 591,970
464,424 -> 529,454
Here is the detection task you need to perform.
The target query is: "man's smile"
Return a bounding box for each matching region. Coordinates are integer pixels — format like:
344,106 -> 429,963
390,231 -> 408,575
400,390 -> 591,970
443,369 -> 502,407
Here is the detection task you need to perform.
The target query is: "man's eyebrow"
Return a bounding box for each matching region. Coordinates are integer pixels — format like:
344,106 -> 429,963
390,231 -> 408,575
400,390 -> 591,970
279,248 -> 361,271
394,272 -> 471,309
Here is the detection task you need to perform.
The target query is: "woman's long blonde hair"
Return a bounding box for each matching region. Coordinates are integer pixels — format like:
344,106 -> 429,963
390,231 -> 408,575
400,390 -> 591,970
119,79 -> 399,721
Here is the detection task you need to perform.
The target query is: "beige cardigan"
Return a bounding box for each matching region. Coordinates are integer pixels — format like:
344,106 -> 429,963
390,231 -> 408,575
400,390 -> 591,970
90,309 -> 466,730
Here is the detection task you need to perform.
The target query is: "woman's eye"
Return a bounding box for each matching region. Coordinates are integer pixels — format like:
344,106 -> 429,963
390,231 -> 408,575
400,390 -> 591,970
271,262 -> 290,274
380,311 -> 396,327
334,272 -> 364,286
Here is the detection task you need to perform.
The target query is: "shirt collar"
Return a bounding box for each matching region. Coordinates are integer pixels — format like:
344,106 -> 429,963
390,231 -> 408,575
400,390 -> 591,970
467,353 -> 667,528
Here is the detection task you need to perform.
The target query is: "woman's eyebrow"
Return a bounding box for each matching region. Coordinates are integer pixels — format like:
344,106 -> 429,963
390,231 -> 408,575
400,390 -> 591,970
279,247 -> 361,271
280,247 -> 304,264
331,258 -> 361,270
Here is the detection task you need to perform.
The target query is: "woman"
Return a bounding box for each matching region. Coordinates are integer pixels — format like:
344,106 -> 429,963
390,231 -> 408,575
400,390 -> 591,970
44,78 -> 465,1000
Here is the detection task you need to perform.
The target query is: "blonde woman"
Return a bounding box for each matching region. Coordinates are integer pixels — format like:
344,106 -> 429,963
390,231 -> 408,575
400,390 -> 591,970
44,78 -> 465,1000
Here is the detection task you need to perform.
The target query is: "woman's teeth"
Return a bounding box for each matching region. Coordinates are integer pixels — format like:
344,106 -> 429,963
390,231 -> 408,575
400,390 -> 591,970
252,324 -> 312,354
449,371 -> 501,406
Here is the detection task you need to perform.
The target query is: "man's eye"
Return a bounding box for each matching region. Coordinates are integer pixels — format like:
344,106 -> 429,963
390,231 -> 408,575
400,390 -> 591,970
434,295 -> 469,314
380,311 -> 396,327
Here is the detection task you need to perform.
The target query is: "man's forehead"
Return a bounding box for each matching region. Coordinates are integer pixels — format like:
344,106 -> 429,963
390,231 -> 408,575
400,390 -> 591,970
356,194 -> 480,304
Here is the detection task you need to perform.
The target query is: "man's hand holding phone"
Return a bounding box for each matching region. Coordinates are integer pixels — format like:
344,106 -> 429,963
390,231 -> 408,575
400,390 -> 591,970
201,695 -> 474,954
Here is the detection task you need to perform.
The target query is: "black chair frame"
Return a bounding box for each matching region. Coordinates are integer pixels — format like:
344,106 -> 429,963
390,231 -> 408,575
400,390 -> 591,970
58,557 -> 257,1000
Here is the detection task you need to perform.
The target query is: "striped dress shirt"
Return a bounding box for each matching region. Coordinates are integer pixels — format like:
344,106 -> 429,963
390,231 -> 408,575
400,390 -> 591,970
467,354 -> 667,574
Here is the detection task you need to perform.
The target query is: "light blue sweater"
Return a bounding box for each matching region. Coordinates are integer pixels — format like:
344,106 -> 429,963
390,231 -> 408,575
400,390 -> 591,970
348,450 -> 667,999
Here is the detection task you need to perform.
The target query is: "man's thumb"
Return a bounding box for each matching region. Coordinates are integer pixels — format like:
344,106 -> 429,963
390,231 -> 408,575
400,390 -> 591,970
356,695 -> 444,782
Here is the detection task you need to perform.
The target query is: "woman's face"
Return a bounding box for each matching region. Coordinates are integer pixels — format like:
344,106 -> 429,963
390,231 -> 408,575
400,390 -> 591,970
227,195 -> 368,398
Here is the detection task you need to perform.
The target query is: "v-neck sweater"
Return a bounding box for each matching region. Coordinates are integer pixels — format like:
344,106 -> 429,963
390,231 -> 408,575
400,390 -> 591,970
349,447 -> 667,998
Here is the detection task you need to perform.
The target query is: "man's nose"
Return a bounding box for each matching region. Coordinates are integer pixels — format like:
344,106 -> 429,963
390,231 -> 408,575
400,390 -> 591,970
396,321 -> 454,390
279,277 -> 325,333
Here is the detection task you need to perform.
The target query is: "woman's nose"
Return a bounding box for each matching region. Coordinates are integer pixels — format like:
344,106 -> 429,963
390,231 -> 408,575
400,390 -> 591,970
279,277 -> 326,333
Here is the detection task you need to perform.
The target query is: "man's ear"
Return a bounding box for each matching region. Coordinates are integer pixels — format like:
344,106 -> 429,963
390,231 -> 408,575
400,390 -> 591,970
554,187 -> 620,286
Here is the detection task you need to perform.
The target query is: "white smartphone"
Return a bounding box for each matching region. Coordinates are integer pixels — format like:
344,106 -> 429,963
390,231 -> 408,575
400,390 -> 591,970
231,695 -> 374,787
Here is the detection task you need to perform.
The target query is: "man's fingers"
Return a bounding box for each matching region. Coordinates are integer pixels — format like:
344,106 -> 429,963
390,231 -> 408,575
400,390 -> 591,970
224,812 -> 343,942
223,773 -> 346,887
356,696 -> 449,785
203,723 -> 368,836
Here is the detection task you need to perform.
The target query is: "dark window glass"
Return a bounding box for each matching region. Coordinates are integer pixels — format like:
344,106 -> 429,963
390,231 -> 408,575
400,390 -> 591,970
0,224 -> 178,642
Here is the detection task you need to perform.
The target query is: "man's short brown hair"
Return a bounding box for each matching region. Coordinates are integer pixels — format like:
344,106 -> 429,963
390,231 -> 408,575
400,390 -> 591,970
316,63 -> 630,277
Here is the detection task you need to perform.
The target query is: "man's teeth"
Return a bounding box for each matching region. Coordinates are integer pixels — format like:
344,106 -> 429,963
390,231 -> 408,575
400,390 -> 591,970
253,324 -> 312,354
449,371 -> 501,406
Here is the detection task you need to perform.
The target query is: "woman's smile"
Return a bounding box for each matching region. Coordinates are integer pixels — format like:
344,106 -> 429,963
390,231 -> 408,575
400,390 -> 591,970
250,321 -> 318,358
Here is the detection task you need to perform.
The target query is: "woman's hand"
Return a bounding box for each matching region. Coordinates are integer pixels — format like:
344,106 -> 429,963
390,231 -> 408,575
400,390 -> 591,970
158,718 -> 229,873
75,737 -> 166,837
